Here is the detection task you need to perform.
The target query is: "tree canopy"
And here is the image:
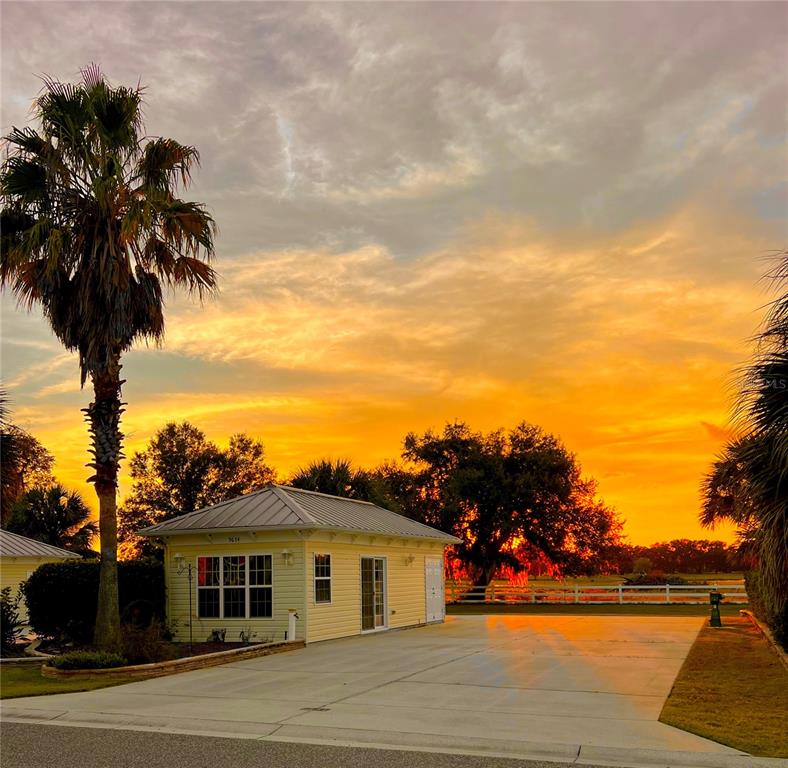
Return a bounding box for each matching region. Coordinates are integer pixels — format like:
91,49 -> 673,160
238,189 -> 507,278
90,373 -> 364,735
289,458 -> 375,500
118,422 -> 275,557
0,423 -> 55,525
379,422 -> 622,583
6,484 -> 96,554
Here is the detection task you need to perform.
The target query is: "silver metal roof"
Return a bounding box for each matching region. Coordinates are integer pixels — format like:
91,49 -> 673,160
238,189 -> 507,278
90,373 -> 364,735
139,485 -> 459,542
0,529 -> 81,559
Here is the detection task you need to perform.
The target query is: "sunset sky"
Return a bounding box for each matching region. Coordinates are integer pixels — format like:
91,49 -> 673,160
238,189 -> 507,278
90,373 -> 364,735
2,2 -> 786,544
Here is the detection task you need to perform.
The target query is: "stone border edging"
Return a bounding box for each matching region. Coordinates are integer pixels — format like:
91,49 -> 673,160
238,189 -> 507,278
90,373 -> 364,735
739,610 -> 788,672
41,639 -> 304,680
0,656 -> 46,667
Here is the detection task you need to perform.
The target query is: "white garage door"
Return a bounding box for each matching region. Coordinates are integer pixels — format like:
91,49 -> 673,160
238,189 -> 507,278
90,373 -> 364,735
425,556 -> 445,623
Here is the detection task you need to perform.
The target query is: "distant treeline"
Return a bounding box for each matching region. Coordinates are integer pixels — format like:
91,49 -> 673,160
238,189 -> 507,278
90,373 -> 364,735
1,413 -> 745,581
597,539 -> 744,576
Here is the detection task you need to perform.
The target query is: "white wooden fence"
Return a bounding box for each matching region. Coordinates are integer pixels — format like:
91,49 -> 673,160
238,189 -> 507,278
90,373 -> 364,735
446,580 -> 748,605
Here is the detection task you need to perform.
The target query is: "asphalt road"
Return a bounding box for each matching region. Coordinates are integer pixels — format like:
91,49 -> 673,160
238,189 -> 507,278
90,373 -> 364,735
1,723 -> 599,768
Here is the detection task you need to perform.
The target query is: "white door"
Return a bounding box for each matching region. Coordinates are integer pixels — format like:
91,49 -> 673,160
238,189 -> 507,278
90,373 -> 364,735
425,557 -> 444,622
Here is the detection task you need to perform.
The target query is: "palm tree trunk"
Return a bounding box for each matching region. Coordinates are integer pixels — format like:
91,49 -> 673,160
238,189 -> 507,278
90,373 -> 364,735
86,356 -> 124,652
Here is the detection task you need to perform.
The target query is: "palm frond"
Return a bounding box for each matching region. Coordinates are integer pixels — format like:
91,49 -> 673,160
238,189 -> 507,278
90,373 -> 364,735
1,67 -> 216,382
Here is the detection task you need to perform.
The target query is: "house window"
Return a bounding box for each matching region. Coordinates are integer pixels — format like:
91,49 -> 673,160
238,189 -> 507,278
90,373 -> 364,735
196,554 -> 272,619
314,553 -> 332,604
197,556 -> 220,618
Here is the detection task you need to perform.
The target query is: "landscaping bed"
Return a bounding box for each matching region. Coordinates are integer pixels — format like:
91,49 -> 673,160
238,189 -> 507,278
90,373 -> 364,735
41,639 -> 304,680
659,616 -> 788,757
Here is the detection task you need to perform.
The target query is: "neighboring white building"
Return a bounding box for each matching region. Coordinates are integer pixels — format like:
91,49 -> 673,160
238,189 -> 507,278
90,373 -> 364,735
140,485 -> 459,644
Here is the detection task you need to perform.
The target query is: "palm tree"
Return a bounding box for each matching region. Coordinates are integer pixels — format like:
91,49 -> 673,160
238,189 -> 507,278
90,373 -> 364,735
702,252 -> 788,631
0,65 -> 216,649
289,458 -> 373,500
7,484 -> 97,554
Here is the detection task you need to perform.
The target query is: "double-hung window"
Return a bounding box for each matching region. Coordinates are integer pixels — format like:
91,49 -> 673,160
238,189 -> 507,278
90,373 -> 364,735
197,555 -> 272,619
314,553 -> 332,604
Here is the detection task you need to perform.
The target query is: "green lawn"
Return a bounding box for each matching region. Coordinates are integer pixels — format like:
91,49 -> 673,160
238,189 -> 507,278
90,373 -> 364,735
0,665 -> 129,699
447,603 -> 742,616
660,616 -> 788,757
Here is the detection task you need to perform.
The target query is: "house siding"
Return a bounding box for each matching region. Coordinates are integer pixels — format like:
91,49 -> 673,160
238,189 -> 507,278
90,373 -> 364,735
0,556 -> 68,621
162,532 -> 307,644
305,533 -> 447,643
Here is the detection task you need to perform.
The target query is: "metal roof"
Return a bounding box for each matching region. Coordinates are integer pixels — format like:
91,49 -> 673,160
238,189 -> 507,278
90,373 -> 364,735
139,485 -> 460,543
0,529 -> 81,559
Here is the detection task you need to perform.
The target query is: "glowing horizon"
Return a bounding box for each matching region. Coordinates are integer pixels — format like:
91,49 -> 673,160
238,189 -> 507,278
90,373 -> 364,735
2,2 -> 785,546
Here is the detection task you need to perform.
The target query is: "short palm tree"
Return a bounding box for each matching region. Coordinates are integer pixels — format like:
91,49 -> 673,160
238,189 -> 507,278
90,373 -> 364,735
0,65 -> 216,649
290,458 -> 373,500
7,484 -> 97,554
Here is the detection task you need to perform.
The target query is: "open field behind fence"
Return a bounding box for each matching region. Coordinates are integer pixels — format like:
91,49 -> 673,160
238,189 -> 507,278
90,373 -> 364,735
446,580 -> 748,605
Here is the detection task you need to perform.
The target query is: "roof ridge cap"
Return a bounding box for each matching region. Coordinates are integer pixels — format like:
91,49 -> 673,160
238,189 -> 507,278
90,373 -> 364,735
138,486 -> 274,533
275,484 -> 375,506
271,485 -> 318,525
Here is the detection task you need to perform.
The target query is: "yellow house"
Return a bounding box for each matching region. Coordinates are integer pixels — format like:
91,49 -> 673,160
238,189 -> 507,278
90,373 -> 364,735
139,485 -> 459,644
0,529 -> 81,620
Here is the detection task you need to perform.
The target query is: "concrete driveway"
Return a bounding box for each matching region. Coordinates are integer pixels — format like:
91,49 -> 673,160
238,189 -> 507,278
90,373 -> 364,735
2,616 -> 758,767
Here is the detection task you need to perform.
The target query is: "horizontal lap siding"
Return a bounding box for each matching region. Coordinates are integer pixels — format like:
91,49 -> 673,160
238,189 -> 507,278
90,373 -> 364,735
305,537 -> 446,643
0,556 -> 67,620
164,535 -> 306,643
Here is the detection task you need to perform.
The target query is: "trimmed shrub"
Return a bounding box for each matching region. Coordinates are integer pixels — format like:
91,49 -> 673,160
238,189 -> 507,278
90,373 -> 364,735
49,651 -> 128,670
1,587 -> 23,652
22,559 -> 164,644
745,570 -> 787,650
122,621 -> 175,664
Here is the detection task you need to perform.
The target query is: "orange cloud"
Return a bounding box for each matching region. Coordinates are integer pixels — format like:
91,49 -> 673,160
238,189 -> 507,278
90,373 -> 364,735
4,204 -> 765,547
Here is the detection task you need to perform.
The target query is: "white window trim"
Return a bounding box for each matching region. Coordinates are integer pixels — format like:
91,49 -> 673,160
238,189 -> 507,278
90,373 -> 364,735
196,553 -> 274,620
313,553 -> 332,605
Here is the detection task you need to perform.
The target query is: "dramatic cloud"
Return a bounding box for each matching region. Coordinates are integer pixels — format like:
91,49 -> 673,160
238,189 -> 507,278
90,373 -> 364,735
2,2 -> 785,542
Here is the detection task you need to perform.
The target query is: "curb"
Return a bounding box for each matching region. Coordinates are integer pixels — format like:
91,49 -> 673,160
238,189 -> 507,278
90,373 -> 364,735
41,639 -> 304,680
740,610 -> 788,672
2,711 -> 786,767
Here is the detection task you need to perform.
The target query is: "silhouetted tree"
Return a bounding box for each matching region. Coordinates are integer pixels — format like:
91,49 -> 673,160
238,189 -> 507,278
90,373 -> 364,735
118,422 -> 275,558
289,458 -> 374,500
386,421 -> 622,584
1,66 -> 217,649
7,484 -> 96,554
702,252 -> 787,640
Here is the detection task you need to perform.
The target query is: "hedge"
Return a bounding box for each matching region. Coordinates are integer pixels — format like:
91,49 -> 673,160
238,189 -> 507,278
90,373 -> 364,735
49,650 -> 128,670
22,560 -> 165,644
745,570 -> 787,650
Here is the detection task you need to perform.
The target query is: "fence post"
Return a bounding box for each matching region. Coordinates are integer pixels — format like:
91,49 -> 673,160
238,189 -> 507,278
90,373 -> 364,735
666,583 -> 671,604
618,585 -> 623,604
574,585 -> 580,604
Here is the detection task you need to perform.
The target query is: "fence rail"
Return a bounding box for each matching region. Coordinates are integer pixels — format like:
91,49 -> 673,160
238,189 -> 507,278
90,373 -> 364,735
445,581 -> 748,605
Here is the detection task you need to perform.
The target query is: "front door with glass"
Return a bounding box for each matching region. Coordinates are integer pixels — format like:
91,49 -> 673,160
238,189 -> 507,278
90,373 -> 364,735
361,557 -> 386,631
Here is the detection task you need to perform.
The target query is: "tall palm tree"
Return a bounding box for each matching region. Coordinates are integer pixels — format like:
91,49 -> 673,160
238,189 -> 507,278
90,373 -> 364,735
0,66 -> 216,649
7,484 -> 97,554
